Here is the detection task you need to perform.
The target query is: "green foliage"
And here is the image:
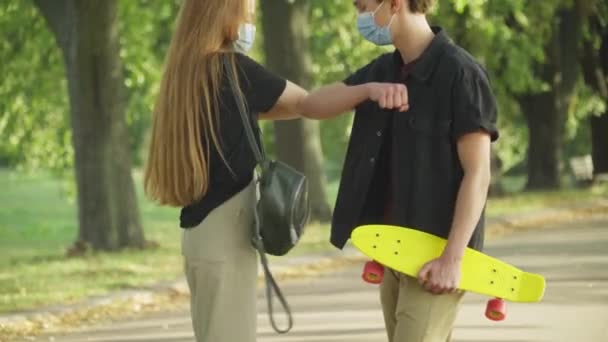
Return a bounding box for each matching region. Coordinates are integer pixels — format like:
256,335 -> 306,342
118,0 -> 181,166
0,2 -> 70,171
432,0 -> 607,171
1,0 -> 605,179
0,1 -> 181,171
431,0 -> 564,171
305,0 -> 562,175
309,1 -> 391,180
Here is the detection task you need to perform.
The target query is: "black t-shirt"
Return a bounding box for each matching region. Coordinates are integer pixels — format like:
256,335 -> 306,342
180,53 -> 287,228
331,27 -> 498,251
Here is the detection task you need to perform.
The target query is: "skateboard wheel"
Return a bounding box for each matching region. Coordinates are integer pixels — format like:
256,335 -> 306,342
362,260 -> 384,284
485,298 -> 506,321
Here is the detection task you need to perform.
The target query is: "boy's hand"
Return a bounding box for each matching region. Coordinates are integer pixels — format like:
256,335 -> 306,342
366,82 -> 409,112
417,256 -> 461,295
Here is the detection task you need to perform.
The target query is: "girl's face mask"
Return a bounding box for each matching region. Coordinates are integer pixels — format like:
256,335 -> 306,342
233,23 -> 256,54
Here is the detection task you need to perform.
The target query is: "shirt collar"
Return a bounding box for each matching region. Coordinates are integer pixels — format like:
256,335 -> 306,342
392,26 -> 452,82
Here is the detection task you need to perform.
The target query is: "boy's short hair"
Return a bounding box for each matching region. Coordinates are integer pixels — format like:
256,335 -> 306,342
409,0 -> 435,13
377,0 -> 436,14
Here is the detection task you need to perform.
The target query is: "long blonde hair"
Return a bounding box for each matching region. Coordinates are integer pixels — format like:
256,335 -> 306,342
144,0 -> 248,206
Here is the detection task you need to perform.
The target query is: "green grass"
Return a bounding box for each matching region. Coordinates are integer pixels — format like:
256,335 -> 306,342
486,186 -> 607,217
0,169 -> 606,314
0,169 -> 333,314
0,169 -> 185,313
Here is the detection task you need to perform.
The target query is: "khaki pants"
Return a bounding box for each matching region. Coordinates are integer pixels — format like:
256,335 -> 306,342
380,269 -> 464,342
181,182 -> 258,342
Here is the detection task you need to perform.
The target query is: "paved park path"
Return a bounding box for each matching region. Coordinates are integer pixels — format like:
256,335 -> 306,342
19,218 -> 608,342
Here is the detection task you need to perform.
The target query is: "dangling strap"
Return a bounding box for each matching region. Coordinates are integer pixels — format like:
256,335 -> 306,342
224,55 -> 293,334
251,209 -> 294,334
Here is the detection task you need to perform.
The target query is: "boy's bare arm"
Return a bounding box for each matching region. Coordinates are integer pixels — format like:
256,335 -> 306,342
418,131 -> 492,294
443,131 -> 492,260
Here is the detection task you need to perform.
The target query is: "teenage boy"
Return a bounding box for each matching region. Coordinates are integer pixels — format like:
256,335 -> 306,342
322,0 -> 499,340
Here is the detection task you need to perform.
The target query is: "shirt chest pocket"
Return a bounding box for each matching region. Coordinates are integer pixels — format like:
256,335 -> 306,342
404,111 -> 457,183
407,114 -> 452,139
405,87 -> 452,139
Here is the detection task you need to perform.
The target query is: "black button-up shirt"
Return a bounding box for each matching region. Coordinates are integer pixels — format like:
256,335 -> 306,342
331,27 -> 499,251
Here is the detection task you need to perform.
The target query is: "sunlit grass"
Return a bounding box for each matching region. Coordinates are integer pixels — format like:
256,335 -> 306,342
486,185 -> 608,217
0,169 -> 333,313
0,168 -> 606,313
0,169 -> 184,313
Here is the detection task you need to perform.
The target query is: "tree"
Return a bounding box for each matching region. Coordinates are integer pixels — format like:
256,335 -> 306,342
260,0 -> 332,222
518,3 -> 584,189
33,0 -> 145,251
580,1 -> 608,176
433,0 -> 603,190
431,1 -> 553,187
0,3 -> 71,170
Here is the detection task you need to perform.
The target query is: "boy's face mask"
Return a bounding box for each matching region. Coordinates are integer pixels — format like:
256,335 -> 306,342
357,2 -> 396,46
233,23 -> 256,54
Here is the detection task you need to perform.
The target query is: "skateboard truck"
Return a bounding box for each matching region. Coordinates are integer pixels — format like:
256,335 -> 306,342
363,260 -> 508,321
362,260 -> 384,284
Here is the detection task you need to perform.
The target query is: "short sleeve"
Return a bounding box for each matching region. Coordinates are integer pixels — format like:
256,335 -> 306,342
236,54 -> 287,114
452,67 -> 499,142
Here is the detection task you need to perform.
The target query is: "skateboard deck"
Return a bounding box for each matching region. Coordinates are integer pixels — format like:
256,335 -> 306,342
351,225 -> 546,303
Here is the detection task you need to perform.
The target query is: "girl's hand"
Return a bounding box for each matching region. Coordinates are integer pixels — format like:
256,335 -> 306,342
366,82 -> 409,112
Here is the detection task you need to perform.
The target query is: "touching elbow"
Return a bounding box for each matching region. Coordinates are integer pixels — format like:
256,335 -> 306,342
299,98 -> 322,120
298,98 -> 312,118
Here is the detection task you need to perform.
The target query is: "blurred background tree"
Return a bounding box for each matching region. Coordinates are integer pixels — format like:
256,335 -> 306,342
260,0 -> 332,222
1,0 -> 606,252
32,0 -> 145,251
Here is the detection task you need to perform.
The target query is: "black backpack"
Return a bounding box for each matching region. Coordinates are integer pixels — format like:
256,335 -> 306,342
225,56 -> 310,333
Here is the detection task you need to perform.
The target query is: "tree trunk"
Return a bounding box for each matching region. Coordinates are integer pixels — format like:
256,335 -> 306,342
520,91 -> 563,189
488,146 -> 504,197
260,0 -> 332,221
581,14 -> 608,176
34,0 -> 145,251
520,7 -> 582,190
590,114 -> 608,175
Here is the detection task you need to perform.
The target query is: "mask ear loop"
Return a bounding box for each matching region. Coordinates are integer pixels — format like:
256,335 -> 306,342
372,1 -> 396,30
372,1 -> 385,17
387,13 -> 396,28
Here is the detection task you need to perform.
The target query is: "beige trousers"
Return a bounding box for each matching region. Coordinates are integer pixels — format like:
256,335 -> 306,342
181,182 -> 258,342
380,269 -> 464,342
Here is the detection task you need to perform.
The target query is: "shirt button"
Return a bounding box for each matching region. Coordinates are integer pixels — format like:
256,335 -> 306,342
370,157 -> 376,164
377,131 -> 382,137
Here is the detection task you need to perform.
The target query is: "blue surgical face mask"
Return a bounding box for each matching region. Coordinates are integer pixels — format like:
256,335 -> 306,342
357,2 -> 395,46
233,23 -> 256,54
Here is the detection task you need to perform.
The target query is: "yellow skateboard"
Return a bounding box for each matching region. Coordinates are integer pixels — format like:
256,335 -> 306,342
351,225 -> 546,321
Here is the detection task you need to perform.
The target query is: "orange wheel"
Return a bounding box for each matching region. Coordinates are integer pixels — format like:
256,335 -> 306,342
485,298 -> 506,321
362,260 -> 384,284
